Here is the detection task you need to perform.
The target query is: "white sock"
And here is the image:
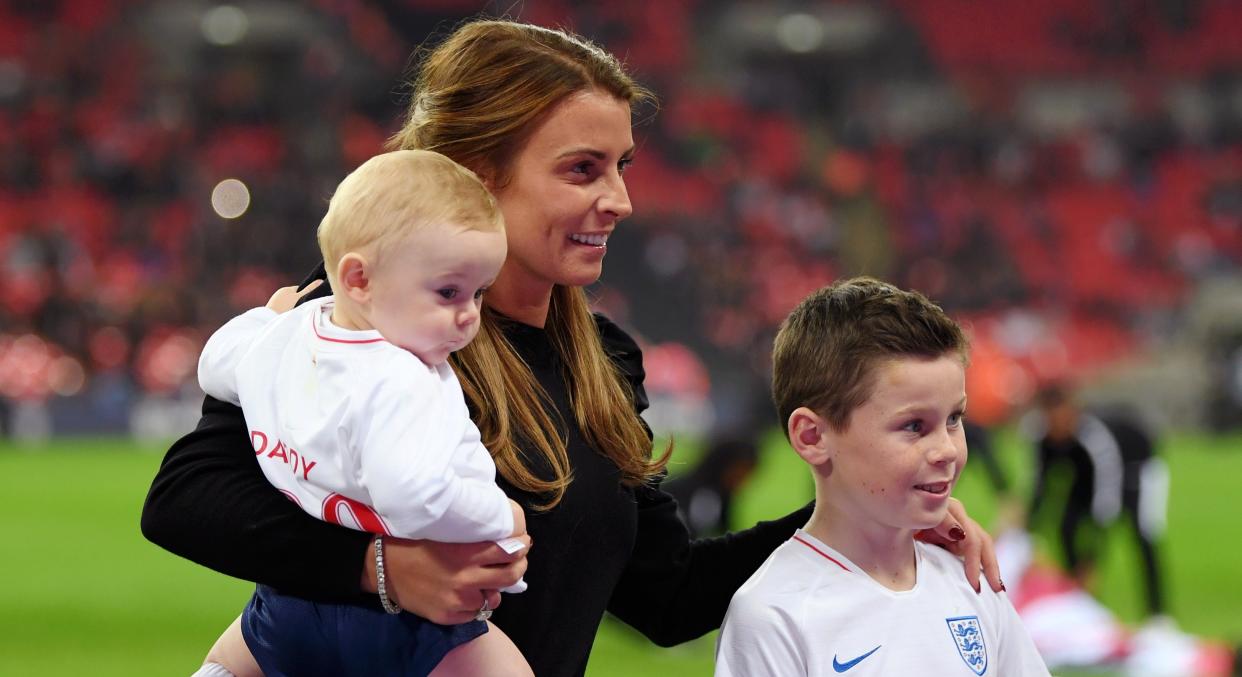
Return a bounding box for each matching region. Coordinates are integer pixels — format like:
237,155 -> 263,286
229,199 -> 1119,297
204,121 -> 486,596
191,663 -> 235,677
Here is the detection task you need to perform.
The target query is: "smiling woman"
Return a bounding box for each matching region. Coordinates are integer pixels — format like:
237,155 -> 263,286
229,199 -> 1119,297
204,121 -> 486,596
486,89 -> 636,324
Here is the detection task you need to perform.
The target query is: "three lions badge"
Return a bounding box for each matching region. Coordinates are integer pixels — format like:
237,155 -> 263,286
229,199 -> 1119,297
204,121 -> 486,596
945,616 -> 987,675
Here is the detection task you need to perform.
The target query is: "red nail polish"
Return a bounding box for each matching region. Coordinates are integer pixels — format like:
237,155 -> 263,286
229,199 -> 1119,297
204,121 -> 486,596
949,527 -> 966,541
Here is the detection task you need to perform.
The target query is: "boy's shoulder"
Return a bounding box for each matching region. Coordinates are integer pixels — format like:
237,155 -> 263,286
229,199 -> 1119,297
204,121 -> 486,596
916,541 -> 980,590
915,540 -> 1012,616
731,534 -> 860,608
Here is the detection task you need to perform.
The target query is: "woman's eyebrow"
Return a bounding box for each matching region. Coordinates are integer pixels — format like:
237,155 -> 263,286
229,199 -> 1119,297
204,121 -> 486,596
556,146 -> 636,160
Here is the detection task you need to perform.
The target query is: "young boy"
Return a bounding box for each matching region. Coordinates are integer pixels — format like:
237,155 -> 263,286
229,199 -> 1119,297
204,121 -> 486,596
715,277 -> 1049,676
195,150 -> 531,677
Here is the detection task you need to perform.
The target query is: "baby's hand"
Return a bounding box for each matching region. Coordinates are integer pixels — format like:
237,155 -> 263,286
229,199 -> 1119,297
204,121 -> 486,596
266,279 -> 323,313
508,498 -> 527,538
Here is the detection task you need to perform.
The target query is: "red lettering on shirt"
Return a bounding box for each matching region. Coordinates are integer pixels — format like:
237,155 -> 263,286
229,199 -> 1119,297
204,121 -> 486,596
251,430 -> 269,455
322,493 -> 390,535
267,440 -> 289,463
250,428 -> 319,482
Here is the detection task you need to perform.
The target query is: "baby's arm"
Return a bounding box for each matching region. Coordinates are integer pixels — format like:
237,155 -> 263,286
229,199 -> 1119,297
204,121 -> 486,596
197,283 -> 321,405
355,363 -> 515,544
198,308 -> 278,405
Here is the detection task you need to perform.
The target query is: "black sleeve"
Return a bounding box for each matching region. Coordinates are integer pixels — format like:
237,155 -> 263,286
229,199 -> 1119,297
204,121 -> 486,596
1027,439 -> 1052,520
140,264 -> 372,602
609,483 -> 812,646
595,314 -> 813,646
595,313 -> 651,417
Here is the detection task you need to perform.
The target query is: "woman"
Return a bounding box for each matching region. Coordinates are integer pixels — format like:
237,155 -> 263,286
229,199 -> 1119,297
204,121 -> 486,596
142,19 -> 1000,676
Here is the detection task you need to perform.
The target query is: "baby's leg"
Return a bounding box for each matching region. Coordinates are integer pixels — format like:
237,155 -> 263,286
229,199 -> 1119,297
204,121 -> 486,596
429,621 -> 533,677
198,614 -> 263,677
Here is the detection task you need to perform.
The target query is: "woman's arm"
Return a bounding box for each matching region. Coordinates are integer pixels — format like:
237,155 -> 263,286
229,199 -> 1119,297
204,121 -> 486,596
607,483 -> 812,646
140,395 -> 373,601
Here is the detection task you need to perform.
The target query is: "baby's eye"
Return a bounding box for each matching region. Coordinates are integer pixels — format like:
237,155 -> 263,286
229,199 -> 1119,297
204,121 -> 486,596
473,287 -> 488,300
437,288 -> 458,300
948,412 -> 965,428
903,420 -> 924,434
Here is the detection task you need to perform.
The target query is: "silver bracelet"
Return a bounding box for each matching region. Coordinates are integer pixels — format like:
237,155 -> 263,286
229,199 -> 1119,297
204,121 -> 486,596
374,536 -> 402,615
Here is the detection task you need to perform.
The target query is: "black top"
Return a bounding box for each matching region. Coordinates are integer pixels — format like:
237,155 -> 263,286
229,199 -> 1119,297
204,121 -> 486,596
142,274 -> 812,676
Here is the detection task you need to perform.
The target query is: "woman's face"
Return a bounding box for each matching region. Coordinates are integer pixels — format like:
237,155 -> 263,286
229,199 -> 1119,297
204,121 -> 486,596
490,89 -> 634,295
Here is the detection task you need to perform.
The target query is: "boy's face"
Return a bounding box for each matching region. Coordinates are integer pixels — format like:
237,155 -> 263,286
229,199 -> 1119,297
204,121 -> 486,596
367,222 -> 507,365
822,354 -> 967,534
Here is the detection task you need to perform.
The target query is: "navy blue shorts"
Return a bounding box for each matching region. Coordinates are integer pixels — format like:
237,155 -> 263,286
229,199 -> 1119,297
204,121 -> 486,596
241,585 -> 488,677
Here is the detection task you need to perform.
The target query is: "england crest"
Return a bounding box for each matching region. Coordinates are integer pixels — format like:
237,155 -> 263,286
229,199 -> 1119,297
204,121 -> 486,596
945,615 -> 987,675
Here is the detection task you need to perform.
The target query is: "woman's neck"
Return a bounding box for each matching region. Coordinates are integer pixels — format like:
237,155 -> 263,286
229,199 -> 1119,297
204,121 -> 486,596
487,265 -> 553,327
804,499 -> 918,591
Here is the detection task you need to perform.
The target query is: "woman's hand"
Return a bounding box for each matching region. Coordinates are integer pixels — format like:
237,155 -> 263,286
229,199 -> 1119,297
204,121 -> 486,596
266,279 -> 323,313
362,535 -> 531,625
916,497 -> 1003,593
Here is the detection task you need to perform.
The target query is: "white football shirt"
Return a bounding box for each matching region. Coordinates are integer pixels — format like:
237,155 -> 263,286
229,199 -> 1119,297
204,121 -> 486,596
716,530 -> 1049,676
197,297 -> 514,542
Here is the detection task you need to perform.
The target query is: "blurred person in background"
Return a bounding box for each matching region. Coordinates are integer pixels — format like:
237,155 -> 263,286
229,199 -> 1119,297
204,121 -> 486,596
1024,383 -> 1170,625
664,434 -> 760,537
142,18 -> 1000,677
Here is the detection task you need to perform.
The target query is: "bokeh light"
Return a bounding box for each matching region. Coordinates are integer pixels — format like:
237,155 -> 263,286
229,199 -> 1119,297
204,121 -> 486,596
775,13 -> 824,54
201,5 -> 249,46
211,178 -> 251,219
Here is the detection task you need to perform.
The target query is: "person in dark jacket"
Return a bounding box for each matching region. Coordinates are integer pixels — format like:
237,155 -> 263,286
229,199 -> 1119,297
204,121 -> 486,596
1026,384 -> 1169,619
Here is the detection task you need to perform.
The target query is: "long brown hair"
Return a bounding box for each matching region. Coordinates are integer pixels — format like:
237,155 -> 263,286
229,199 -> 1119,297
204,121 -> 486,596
389,20 -> 667,508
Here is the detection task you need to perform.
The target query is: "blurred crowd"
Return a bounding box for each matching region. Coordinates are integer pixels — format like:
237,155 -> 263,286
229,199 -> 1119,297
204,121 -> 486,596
3,0 -> 1241,435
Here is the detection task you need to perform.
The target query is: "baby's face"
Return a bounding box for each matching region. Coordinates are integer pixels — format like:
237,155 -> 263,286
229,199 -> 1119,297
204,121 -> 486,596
367,223 -> 507,365
822,354 -> 968,534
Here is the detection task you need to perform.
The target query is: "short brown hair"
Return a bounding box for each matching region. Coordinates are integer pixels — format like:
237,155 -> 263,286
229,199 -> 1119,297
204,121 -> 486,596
772,276 -> 968,435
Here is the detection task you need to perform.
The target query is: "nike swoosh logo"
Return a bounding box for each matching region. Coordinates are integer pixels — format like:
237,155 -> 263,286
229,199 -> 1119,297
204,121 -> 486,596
832,645 -> 881,672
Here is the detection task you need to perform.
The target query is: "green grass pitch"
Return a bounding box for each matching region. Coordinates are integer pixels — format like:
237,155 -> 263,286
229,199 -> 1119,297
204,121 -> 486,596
2,429 -> 1239,675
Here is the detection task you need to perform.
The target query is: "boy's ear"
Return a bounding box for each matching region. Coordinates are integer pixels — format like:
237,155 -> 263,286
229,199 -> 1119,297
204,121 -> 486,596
788,406 -> 833,467
336,253 -> 371,304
